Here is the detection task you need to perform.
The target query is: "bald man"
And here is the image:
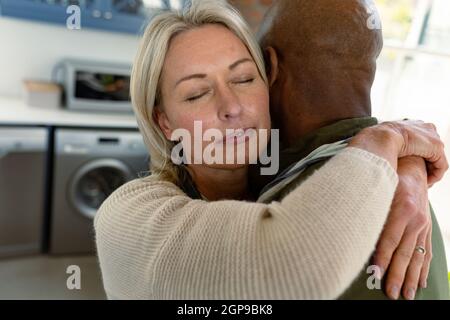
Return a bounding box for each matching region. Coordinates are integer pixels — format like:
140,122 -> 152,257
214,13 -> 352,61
253,0 -> 449,300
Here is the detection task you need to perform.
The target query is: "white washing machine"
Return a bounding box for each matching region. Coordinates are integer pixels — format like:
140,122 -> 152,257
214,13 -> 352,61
49,128 -> 149,255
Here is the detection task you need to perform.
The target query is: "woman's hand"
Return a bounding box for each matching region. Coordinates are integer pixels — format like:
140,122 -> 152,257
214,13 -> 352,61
349,120 -> 448,185
372,156 -> 432,300
382,120 -> 447,186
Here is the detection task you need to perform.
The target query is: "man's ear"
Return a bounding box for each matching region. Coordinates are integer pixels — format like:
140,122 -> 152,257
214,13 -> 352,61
154,107 -> 173,141
264,46 -> 279,87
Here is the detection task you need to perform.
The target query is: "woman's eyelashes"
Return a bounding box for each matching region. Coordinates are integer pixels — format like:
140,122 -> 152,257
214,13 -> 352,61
183,76 -> 256,103
234,78 -> 255,85
186,90 -> 210,103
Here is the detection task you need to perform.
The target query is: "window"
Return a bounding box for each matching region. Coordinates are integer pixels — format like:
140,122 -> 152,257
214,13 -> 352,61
373,0 -> 450,269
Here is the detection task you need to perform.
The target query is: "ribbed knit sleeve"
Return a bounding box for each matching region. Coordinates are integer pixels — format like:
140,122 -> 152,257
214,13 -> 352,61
94,147 -> 398,300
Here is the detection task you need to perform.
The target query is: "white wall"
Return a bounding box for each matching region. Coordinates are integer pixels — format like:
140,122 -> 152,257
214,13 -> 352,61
0,16 -> 140,98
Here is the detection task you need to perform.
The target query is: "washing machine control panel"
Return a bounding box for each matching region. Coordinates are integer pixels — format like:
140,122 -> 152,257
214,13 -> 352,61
56,129 -> 147,156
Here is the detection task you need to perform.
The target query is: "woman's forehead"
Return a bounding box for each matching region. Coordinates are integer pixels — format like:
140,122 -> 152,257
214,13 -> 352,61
163,24 -> 253,76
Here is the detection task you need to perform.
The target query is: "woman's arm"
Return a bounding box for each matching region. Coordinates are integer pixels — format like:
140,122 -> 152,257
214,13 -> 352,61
94,121 -> 447,300
349,120 -> 448,184
373,156 -> 433,300
95,147 -> 397,300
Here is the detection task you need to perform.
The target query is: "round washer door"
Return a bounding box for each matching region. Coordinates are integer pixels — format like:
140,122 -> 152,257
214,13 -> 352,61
69,159 -> 134,220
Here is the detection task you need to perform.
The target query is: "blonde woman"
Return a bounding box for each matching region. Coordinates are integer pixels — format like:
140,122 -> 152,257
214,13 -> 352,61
94,0 -> 447,299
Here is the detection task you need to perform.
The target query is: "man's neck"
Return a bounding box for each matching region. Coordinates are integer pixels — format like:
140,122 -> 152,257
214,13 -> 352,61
281,107 -> 371,148
277,78 -> 373,148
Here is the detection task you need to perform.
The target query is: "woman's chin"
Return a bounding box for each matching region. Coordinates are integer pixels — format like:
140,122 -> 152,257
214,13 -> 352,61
206,163 -> 250,171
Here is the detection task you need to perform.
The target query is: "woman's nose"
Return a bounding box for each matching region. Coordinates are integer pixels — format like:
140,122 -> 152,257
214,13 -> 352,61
216,87 -> 243,121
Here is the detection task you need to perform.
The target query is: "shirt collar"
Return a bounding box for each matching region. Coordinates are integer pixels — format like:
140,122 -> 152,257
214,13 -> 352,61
278,117 -> 378,173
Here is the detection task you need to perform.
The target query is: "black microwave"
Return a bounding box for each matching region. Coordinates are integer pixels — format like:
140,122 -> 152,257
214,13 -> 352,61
59,59 -> 133,113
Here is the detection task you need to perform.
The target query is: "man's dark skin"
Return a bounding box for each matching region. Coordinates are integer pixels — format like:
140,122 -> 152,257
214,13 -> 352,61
259,0 -> 379,145
256,0 -> 449,300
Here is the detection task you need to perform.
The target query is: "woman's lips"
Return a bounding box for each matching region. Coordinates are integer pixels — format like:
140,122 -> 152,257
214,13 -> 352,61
220,127 -> 256,144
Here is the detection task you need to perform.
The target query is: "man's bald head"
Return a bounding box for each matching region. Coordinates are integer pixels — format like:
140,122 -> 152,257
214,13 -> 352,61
258,0 -> 384,143
259,0 -> 383,68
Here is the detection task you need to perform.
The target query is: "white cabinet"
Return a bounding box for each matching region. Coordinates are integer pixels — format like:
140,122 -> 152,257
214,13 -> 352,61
0,127 -> 49,258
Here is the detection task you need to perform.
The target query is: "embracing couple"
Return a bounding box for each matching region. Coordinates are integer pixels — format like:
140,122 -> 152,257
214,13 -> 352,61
94,0 -> 449,300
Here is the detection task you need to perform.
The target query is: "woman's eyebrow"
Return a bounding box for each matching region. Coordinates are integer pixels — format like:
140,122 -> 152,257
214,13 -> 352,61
175,74 -> 207,88
229,58 -> 253,70
174,58 -> 253,89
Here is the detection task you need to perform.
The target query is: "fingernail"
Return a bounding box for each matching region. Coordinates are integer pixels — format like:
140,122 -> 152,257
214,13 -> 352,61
374,267 -> 383,280
379,267 -> 385,279
389,286 -> 399,300
372,263 -> 384,279
421,280 -> 428,289
406,288 -> 416,300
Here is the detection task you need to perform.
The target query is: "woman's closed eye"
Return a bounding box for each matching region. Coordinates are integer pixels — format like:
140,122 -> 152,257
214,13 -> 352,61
184,75 -> 256,103
186,90 -> 210,103
235,78 -> 254,85
233,75 -> 255,85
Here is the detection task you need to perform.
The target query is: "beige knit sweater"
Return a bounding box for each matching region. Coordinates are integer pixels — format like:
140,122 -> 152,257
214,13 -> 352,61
94,147 -> 398,300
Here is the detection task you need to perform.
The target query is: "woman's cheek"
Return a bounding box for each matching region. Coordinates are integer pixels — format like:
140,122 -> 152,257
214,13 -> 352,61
250,93 -> 270,115
249,83 -> 269,109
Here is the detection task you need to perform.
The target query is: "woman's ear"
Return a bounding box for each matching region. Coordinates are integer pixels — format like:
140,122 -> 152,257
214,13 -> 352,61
154,107 -> 173,141
264,46 -> 279,87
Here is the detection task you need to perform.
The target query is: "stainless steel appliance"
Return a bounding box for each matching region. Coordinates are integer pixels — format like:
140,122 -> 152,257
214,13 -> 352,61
57,58 -> 133,113
49,128 -> 149,254
0,127 -> 48,258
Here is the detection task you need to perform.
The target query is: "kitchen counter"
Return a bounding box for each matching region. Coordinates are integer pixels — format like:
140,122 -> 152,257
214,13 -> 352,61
0,96 -> 138,128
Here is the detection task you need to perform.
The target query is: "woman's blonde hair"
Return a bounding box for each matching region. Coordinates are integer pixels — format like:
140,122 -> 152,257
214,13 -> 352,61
130,0 -> 268,186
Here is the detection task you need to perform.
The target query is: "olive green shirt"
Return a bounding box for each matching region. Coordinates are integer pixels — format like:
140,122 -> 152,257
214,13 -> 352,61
252,117 -> 449,300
